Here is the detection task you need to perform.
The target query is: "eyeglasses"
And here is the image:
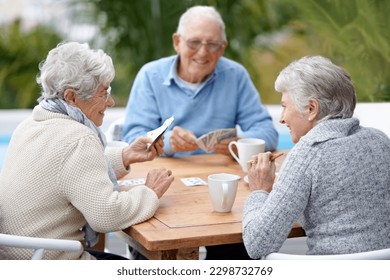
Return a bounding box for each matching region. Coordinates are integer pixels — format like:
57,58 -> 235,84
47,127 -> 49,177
180,35 -> 223,53
98,86 -> 112,102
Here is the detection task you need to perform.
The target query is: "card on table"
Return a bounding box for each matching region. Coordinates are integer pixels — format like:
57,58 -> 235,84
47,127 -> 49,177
181,177 -> 207,187
117,178 -> 146,187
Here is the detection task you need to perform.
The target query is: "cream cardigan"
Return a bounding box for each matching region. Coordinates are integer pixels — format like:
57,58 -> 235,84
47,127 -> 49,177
0,105 -> 159,259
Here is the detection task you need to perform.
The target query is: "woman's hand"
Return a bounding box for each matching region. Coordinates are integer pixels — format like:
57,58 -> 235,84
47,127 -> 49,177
145,168 -> 174,198
122,136 -> 164,167
246,152 -> 276,193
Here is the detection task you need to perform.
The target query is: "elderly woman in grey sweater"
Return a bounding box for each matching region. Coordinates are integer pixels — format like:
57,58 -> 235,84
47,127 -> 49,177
243,56 -> 390,259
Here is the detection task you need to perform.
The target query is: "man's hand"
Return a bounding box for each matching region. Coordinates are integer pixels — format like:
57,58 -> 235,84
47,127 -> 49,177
214,137 -> 239,156
170,126 -> 198,153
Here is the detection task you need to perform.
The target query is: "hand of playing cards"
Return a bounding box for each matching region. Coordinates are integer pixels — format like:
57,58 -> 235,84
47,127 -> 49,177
196,128 -> 237,153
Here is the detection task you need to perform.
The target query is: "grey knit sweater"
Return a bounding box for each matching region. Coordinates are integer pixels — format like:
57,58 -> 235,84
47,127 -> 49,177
243,118 -> 390,259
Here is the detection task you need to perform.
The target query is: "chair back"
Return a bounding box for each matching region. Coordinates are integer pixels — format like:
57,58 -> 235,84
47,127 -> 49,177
264,248 -> 390,260
0,233 -> 83,260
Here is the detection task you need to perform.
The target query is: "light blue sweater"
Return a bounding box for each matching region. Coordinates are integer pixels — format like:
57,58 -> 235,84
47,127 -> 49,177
243,118 -> 390,258
121,55 -> 278,157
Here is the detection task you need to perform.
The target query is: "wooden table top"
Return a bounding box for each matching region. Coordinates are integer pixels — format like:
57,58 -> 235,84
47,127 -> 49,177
117,151 -> 304,259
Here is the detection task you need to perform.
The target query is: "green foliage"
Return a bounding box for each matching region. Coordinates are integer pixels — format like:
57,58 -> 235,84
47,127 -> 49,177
200,0 -> 299,88
0,19 -> 62,109
1,0 -> 388,108
74,0 -> 299,105
291,0 -> 390,101
73,0 -> 190,97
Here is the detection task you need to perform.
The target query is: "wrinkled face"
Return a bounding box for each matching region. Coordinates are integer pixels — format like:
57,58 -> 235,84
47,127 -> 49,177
75,84 -> 115,127
280,92 -> 315,143
173,17 -> 226,83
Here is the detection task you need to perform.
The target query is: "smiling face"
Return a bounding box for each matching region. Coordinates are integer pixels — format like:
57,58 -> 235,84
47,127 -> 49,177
64,84 -> 115,127
280,92 -> 318,143
173,17 -> 226,83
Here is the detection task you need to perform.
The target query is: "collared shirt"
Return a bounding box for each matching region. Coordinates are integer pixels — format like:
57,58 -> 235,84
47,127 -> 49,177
122,55 -> 278,157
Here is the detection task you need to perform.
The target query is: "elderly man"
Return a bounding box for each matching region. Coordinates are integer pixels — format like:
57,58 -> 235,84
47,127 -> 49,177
121,5 -> 278,158
121,5 -> 276,260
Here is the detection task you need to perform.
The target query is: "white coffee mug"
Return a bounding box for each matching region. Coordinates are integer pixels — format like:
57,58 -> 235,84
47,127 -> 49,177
228,138 -> 265,172
207,173 -> 240,213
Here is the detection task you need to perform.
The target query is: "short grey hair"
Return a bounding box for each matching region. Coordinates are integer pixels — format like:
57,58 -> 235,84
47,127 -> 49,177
37,41 -> 115,101
275,55 -> 356,121
176,6 -> 227,41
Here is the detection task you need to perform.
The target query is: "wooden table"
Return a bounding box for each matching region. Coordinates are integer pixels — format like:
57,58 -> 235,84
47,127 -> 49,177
115,152 -> 305,260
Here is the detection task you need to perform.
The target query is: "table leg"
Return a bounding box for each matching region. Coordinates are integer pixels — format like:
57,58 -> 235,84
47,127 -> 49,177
89,232 -> 105,251
160,248 -> 199,260
113,231 -> 199,260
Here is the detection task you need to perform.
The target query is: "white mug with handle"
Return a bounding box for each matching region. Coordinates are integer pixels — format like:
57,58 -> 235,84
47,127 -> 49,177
207,173 -> 240,213
228,138 -> 265,172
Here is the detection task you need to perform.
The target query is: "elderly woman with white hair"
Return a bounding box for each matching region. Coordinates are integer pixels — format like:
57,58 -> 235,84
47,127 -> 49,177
0,42 -> 174,260
243,55 -> 390,259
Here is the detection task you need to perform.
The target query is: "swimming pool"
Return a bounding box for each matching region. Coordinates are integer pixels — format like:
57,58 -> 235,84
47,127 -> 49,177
0,134 -> 11,171
277,131 -> 294,150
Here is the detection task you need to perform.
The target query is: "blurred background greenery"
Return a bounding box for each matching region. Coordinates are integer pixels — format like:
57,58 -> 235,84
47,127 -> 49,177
0,0 -> 389,109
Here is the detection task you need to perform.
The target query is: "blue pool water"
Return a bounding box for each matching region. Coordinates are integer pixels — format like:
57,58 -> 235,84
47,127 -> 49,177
0,132 -> 294,171
0,134 -> 12,171
277,131 -> 294,150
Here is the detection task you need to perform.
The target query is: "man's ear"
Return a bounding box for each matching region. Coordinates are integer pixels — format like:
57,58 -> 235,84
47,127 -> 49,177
308,98 -> 320,121
219,40 -> 228,55
63,89 -> 77,106
172,33 -> 180,53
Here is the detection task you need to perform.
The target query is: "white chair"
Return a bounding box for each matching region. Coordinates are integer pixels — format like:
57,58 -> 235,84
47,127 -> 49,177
0,233 -> 83,260
264,247 -> 390,260
105,117 -> 124,142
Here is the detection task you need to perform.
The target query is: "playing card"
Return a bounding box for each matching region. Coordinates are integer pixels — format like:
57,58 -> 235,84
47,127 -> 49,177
196,128 -> 236,152
181,177 -> 207,187
196,134 -> 208,152
216,128 -> 237,142
146,116 -> 174,151
117,178 -> 146,187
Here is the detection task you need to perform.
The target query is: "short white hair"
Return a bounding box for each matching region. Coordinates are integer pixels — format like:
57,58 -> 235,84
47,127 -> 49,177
37,41 -> 115,101
176,6 -> 226,41
275,55 -> 356,121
